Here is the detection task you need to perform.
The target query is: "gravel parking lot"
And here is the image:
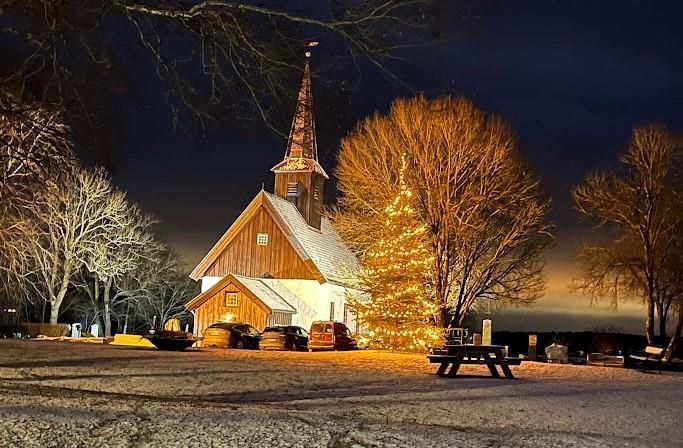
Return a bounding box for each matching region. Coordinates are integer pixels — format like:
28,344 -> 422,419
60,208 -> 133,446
0,340 -> 680,448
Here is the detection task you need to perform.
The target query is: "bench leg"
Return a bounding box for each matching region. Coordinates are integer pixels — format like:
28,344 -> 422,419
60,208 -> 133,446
447,362 -> 461,378
486,363 -> 501,378
482,353 -> 501,378
436,362 -> 449,377
500,363 -> 514,379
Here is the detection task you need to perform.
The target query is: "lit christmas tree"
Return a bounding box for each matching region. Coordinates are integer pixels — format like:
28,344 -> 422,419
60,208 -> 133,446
349,155 -> 439,351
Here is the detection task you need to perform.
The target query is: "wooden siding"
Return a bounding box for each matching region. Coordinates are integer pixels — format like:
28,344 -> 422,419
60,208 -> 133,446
274,171 -> 324,229
205,207 -> 313,279
194,280 -> 271,337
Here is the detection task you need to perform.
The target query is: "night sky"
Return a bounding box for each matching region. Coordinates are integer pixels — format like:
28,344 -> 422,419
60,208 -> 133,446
102,1 -> 682,332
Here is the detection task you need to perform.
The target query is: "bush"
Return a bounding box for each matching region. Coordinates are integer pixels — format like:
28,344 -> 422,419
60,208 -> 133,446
20,323 -> 70,338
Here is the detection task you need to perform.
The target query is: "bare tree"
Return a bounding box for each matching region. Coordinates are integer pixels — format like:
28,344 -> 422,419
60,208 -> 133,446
0,1 -> 435,138
573,125 -> 683,350
6,167 -> 127,323
118,247 -> 197,331
83,199 -> 158,337
335,96 -> 552,327
0,93 -> 74,318
0,91 -> 73,204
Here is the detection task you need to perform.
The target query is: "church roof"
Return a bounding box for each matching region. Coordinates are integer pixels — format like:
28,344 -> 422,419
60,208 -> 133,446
189,190 -> 359,287
232,275 -> 296,313
185,273 -> 296,313
263,191 -> 359,286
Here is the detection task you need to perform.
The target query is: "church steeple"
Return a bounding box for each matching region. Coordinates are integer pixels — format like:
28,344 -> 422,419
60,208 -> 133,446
271,48 -> 327,229
285,60 -> 317,160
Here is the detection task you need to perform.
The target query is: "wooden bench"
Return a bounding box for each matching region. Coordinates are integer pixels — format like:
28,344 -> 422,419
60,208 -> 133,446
624,345 -> 664,371
428,344 -> 518,379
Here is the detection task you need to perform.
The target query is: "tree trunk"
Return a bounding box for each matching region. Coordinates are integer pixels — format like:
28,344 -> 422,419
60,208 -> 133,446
645,295 -> 655,344
84,276 -> 103,329
49,303 -> 60,324
50,270 -> 71,324
438,307 -> 449,329
663,303 -> 682,363
103,277 -> 113,337
49,291 -> 66,324
93,277 -> 103,328
657,302 -> 667,338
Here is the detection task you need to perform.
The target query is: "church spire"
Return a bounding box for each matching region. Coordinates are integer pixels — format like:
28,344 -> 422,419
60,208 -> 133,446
271,49 -> 328,179
271,46 -> 328,230
285,58 -> 316,160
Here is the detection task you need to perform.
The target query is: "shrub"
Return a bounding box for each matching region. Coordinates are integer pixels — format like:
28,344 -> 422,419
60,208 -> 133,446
20,323 -> 70,338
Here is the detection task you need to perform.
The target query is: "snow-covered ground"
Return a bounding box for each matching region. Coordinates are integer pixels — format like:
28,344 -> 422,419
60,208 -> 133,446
0,340 -> 680,447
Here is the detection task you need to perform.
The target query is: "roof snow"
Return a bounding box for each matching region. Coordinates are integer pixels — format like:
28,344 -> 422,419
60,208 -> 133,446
263,191 -> 359,286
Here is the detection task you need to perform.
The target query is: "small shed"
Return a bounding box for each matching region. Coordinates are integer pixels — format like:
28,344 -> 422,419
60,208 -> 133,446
186,273 -> 295,336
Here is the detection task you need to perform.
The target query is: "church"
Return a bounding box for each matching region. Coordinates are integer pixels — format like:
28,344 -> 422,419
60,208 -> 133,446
186,56 -> 361,338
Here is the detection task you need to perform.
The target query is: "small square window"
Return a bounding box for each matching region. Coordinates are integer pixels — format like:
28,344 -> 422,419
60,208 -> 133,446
225,292 -> 238,307
256,233 -> 269,245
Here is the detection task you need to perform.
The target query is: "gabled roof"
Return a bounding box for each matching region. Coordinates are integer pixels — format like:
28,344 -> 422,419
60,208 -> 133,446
232,275 -> 296,313
185,273 -> 296,313
189,190 -> 359,287
263,192 -> 359,286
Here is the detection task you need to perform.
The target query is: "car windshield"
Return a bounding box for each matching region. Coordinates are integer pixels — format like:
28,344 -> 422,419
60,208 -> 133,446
311,324 -> 323,333
263,326 -> 285,333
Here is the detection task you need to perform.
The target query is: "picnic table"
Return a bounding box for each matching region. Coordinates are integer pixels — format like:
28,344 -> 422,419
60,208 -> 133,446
428,344 -> 520,379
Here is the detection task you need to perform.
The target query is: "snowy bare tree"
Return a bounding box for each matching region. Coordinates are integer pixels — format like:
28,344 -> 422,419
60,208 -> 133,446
6,167 -> 127,323
82,200 -> 158,336
0,93 -> 75,316
118,247 -> 196,332
335,96 -> 552,327
573,124 -> 683,357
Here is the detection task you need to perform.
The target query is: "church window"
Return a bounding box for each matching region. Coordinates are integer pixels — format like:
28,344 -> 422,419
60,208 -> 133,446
256,233 -> 269,246
313,186 -> 320,201
225,292 -> 239,307
287,183 -> 300,197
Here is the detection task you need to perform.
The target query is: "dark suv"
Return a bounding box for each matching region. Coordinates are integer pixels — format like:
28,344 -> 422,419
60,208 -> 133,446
308,321 -> 357,351
260,325 -> 308,351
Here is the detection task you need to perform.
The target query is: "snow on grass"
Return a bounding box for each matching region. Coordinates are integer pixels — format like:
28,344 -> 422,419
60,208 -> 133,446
0,340 -> 680,447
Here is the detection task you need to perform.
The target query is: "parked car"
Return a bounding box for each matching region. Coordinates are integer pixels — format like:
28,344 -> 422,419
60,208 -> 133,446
260,325 -> 309,351
202,322 -> 260,349
308,321 -> 357,351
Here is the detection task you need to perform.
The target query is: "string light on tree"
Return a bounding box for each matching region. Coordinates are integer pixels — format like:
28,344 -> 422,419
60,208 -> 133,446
348,154 -> 439,351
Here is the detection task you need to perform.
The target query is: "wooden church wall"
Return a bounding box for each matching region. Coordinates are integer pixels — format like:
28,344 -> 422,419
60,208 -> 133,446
205,207 -> 312,279
274,171 -> 324,229
195,280 -> 271,336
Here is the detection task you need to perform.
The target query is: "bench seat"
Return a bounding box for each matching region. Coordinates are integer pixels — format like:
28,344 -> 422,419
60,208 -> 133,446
427,354 -> 521,366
